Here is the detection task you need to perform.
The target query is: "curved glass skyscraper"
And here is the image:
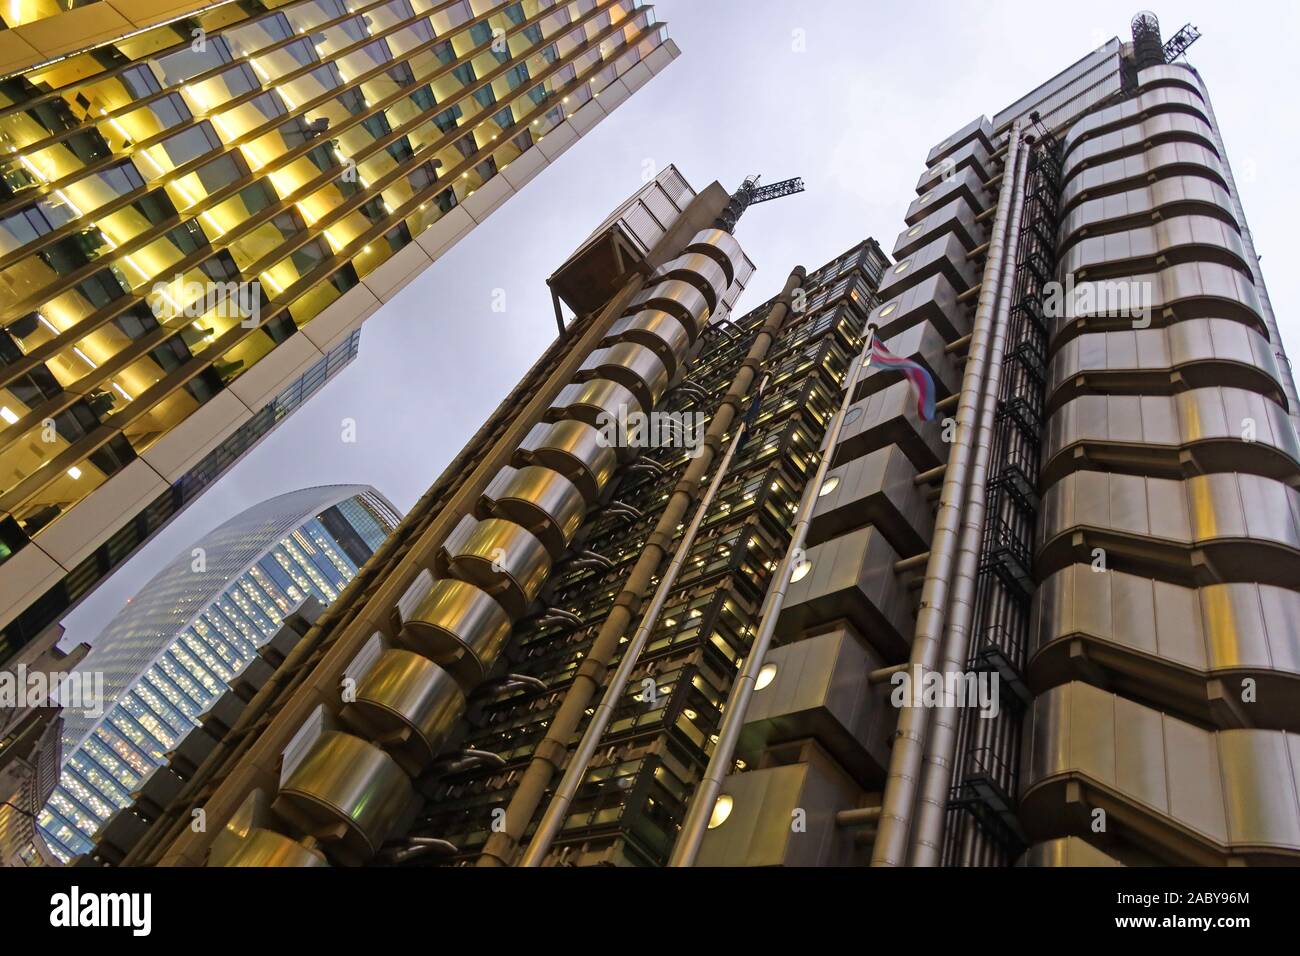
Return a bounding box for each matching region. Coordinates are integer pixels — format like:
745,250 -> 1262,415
37,483 -> 399,861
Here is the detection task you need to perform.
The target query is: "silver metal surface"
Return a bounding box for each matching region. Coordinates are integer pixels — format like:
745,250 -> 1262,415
399,577 -> 513,690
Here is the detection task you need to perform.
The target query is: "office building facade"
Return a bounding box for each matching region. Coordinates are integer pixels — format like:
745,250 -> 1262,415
0,0 -> 679,667
36,483 -> 399,861
109,14 -> 1300,869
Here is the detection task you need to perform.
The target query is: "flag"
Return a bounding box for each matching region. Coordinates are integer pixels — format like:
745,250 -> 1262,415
735,382 -> 765,451
869,339 -> 937,421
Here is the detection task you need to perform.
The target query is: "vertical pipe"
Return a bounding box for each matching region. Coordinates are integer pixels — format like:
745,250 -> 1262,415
669,324 -> 878,867
518,380 -> 763,866
870,119 -> 1025,867
908,135 -> 1030,865
477,266 -> 806,866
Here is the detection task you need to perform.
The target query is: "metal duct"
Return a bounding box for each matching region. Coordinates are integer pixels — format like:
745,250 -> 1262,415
477,253 -> 794,867
671,324 -> 883,867
220,228 -> 733,866
909,135 -> 1031,866
871,119 -> 1028,867
518,375 -> 768,866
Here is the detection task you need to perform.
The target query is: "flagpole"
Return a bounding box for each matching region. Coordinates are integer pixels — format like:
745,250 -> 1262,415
670,322 -> 878,866
518,375 -> 769,866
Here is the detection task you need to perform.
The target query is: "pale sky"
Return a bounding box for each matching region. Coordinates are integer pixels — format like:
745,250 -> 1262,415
63,0 -> 1300,649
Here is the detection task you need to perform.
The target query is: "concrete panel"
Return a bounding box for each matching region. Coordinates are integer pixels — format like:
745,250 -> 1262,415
536,121 -> 578,161
14,5 -> 132,59
32,457 -> 167,570
300,282 -> 380,353
0,30 -> 41,76
460,172 -> 514,224
109,0 -> 198,29
229,332 -> 324,412
501,146 -> 548,192
361,239 -> 432,302
140,389 -> 251,482
0,544 -> 65,632
414,205 -> 475,262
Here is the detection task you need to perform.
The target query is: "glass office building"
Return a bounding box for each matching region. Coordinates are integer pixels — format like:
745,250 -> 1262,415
0,0 -> 679,666
36,483 -> 400,860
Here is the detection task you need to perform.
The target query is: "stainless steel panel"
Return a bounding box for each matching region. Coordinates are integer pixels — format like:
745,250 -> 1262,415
442,517 -> 552,618
1048,261 -> 1267,345
739,626 -> 893,787
1061,141 -> 1227,214
274,731 -> 417,865
481,464 -> 587,558
876,231 -> 978,302
1218,733 -> 1300,847
1043,387 -> 1300,485
856,320 -> 960,402
685,228 -> 746,286
1135,63 -> 1206,99
1038,472 -> 1300,587
579,341 -> 670,409
776,525 -> 914,661
1059,214 -> 1249,280
694,747 -> 868,867
1063,86 -> 1210,158
1062,112 -> 1217,182
654,252 -> 730,312
807,444 -> 933,557
1018,682 -> 1300,861
1019,837 -> 1125,867
217,829 -> 330,867
831,378 -> 947,473
548,378 -> 642,429
916,136 -> 994,195
516,419 -> 618,501
1059,176 -> 1237,251
870,272 -> 971,341
399,577 -> 512,689
894,197 -> 985,257
342,649 -> 466,775
903,166 -> 993,226
605,308 -> 693,374
626,279 -> 711,336
925,115 -> 994,168
1048,318 -> 1285,410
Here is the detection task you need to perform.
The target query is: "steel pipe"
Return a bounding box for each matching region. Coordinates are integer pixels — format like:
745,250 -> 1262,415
517,378 -> 766,866
909,134 -> 1032,866
670,324 -> 879,867
870,119 -> 1027,867
476,264 -> 803,867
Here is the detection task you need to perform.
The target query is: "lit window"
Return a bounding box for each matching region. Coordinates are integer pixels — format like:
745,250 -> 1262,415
708,794 -> 734,829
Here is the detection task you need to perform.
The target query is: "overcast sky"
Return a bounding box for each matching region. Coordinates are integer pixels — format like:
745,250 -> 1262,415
62,0 -> 1300,649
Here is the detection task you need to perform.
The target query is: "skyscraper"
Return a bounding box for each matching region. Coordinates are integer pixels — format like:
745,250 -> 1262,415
107,13 -> 1300,869
0,0 -> 680,668
34,483 -> 399,861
